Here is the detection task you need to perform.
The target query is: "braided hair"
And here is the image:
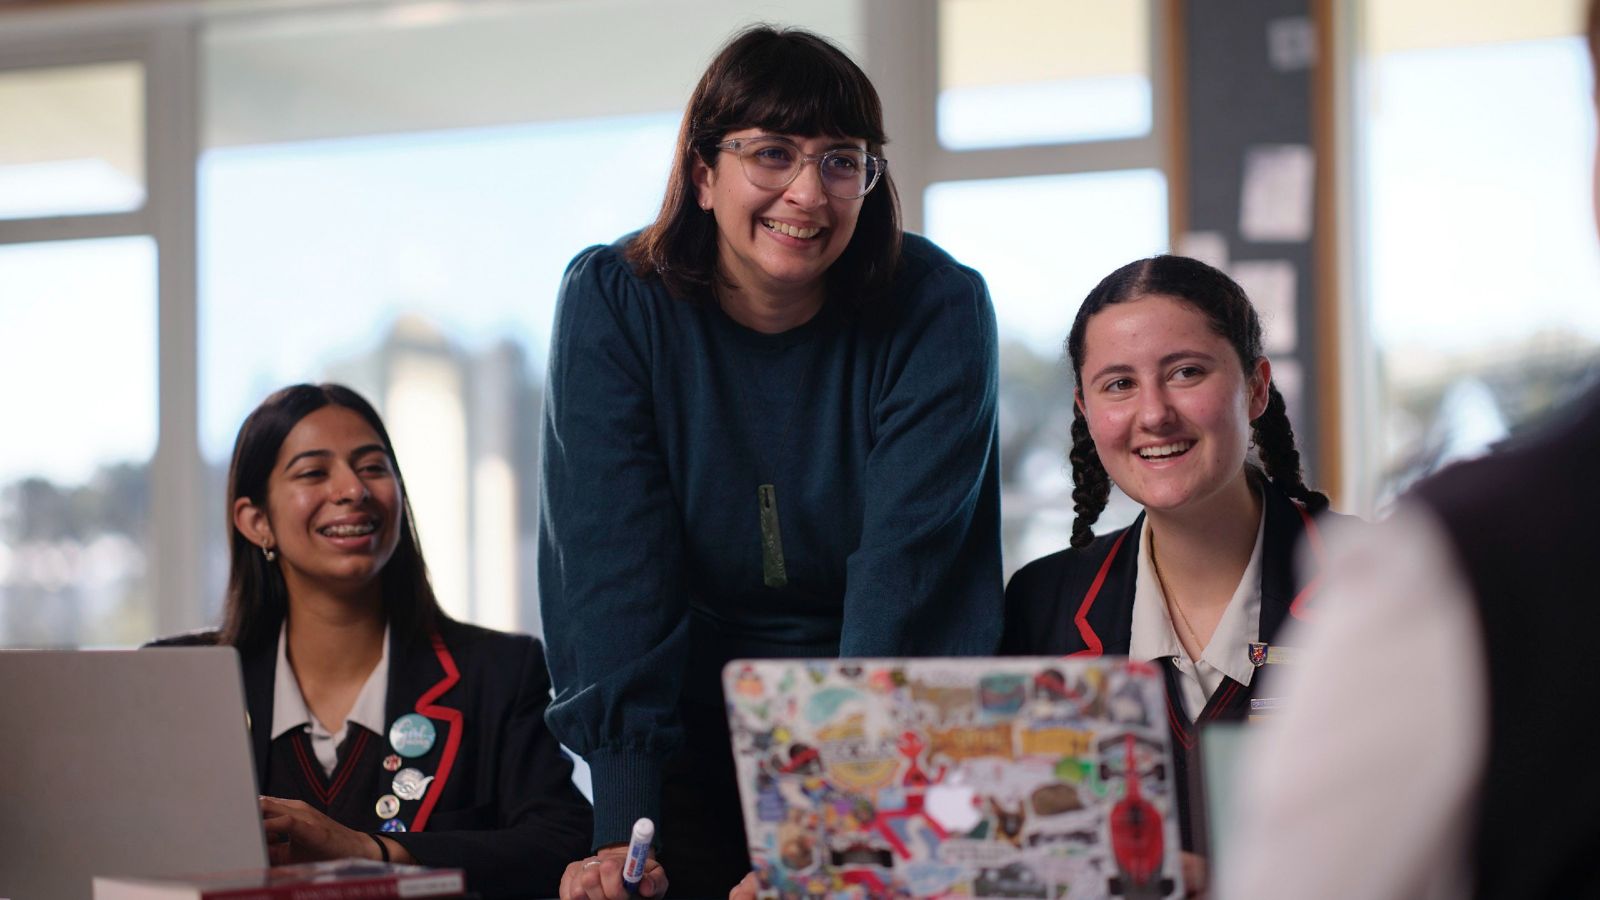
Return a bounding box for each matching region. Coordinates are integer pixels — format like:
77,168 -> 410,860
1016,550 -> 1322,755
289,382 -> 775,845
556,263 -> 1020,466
1065,255 -> 1329,548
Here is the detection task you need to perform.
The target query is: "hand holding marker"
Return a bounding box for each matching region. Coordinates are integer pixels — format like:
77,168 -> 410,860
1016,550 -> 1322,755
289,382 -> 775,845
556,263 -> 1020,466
622,817 -> 654,895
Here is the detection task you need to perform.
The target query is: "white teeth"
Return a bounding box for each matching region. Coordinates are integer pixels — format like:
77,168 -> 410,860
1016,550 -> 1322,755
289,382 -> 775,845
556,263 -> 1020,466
321,522 -> 376,537
1138,442 -> 1193,459
763,219 -> 821,239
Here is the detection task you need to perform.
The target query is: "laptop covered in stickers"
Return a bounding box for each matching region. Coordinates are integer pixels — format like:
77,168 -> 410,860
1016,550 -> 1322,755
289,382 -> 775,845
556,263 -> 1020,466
723,657 -> 1185,900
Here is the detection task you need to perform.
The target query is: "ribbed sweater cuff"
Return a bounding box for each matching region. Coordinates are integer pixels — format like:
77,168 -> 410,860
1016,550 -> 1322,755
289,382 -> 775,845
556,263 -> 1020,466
586,748 -> 664,850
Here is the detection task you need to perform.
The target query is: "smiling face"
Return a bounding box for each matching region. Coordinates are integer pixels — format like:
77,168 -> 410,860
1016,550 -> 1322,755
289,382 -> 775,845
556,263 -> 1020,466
234,404 -> 404,602
693,129 -> 866,309
1075,293 -> 1270,520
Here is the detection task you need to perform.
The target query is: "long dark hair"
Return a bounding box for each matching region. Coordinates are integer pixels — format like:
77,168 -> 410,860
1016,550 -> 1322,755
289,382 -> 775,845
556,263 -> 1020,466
219,383 -> 443,651
1064,255 -> 1329,548
625,24 -> 902,304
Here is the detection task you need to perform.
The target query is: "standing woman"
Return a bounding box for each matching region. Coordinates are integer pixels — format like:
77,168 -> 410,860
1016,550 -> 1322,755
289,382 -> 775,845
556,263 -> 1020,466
152,384 -> 591,899
541,25 -> 1003,900
1001,256 -> 1344,888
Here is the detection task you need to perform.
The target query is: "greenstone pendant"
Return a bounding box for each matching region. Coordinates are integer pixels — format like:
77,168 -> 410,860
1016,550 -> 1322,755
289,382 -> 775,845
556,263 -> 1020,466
757,484 -> 788,588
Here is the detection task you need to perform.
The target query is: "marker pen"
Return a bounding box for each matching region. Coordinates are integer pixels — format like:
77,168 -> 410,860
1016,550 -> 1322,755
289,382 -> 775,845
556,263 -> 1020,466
622,816 -> 654,895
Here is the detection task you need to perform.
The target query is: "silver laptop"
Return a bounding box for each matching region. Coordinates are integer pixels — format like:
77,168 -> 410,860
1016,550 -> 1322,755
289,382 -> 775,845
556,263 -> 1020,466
0,648 -> 268,900
724,657 -> 1185,899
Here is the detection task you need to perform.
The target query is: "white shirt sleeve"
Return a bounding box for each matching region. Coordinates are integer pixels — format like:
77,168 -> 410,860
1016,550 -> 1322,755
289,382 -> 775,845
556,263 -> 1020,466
1217,504 -> 1489,900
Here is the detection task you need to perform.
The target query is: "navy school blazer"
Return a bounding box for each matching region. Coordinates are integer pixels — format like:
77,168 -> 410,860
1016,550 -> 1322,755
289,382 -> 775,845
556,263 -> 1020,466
1000,478 -> 1336,665
151,617 -> 591,899
999,478 -> 1349,849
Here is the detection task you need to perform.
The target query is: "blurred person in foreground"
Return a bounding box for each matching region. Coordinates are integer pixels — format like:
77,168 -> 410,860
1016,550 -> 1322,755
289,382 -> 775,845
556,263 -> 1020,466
152,384 -> 591,899
1220,5 -> 1600,897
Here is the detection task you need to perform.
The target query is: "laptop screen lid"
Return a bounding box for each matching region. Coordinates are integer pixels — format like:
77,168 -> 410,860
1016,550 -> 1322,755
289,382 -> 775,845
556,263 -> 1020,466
724,656 -> 1185,899
1194,721 -> 1248,867
0,647 -> 267,900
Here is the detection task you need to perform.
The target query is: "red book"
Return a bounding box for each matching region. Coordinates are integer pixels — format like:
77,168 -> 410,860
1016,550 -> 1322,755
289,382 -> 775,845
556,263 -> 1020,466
92,859 -> 466,899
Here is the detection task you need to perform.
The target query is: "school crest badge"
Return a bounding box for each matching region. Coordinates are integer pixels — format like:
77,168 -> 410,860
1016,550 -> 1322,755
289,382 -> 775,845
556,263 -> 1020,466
1247,642 -> 1269,667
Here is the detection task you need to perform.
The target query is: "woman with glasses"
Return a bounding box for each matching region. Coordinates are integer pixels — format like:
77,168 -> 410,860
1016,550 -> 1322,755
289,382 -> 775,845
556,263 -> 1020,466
543,25 -> 1003,900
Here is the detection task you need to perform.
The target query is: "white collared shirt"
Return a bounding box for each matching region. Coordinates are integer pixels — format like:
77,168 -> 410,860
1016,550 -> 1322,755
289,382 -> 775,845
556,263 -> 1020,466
1129,510 -> 1266,720
271,622 -> 391,778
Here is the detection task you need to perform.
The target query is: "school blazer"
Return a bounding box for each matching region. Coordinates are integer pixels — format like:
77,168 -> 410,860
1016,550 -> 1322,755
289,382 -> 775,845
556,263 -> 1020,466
152,618 -> 591,899
1000,479 -> 1346,849
1000,478 -> 1335,665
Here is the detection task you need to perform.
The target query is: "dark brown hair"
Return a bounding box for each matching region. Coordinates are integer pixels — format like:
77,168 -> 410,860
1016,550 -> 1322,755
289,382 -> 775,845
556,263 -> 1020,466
1064,255 -> 1329,548
625,25 -> 902,303
219,383 -> 443,651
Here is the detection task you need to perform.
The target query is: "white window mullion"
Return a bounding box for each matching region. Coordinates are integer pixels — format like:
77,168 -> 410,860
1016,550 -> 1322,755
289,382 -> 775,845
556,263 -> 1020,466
862,0 -> 939,234
147,17 -> 205,635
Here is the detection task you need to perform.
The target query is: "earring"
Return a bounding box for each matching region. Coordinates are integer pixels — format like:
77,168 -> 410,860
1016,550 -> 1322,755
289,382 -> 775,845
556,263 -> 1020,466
261,545 -> 277,562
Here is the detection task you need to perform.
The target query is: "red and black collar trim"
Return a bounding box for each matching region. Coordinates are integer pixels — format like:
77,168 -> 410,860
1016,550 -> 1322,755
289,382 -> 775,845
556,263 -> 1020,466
1063,530 -> 1128,658
408,630 -> 463,832
289,727 -> 370,806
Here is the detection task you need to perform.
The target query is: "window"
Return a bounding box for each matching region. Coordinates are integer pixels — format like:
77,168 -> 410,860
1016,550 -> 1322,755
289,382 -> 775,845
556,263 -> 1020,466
938,0 -> 1152,149
0,25 -> 181,649
910,0 -> 1169,573
0,238 -> 157,646
198,117 -> 678,628
925,170 -> 1168,563
1355,1 -> 1600,507
0,61 -> 145,220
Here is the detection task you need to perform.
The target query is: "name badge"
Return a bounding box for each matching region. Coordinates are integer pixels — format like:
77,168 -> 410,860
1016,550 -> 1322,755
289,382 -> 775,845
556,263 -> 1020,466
1265,645 -> 1300,665
1248,696 -> 1285,722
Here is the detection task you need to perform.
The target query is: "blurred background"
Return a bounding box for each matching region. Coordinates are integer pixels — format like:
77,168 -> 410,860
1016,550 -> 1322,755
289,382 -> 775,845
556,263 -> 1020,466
2,0 -> 1596,648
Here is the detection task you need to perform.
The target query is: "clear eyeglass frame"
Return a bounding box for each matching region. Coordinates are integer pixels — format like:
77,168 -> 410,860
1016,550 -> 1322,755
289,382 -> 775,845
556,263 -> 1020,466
714,136 -> 887,200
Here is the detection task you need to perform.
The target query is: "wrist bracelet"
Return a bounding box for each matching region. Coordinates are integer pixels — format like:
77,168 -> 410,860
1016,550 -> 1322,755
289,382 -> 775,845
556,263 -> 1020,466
369,832 -> 391,863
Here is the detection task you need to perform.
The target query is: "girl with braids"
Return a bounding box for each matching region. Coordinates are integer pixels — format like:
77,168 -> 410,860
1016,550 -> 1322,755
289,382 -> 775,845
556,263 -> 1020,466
1000,254 -> 1350,887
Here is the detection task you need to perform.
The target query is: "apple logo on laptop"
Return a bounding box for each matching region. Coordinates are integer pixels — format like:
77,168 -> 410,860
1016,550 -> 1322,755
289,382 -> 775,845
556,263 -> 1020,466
924,781 -> 982,833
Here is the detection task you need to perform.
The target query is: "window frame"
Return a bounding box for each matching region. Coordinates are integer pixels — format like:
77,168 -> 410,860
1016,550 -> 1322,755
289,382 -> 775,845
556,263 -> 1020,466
862,0 -> 1173,235
0,4 -> 204,638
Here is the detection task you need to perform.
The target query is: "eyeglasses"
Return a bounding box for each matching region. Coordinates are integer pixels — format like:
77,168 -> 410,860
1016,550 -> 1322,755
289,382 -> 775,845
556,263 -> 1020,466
714,136 -> 886,200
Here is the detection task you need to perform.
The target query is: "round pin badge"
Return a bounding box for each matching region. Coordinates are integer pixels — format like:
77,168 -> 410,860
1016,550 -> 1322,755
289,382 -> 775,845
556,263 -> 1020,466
392,767 -> 435,802
380,817 -> 408,833
383,754 -> 403,772
375,793 -> 402,819
388,713 -> 436,758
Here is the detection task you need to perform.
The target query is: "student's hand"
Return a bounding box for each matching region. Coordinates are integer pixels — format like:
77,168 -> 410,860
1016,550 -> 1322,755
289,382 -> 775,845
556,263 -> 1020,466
728,871 -> 758,899
560,844 -> 667,900
259,796 -> 412,866
1181,851 -> 1209,899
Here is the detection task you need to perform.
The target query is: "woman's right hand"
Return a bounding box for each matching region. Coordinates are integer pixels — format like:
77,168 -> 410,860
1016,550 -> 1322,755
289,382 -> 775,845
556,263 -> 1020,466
560,845 -> 667,900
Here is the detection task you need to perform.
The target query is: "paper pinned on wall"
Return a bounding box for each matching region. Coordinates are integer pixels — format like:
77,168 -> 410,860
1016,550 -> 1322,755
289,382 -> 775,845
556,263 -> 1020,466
1176,231 -> 1229,271
1240,144 -> 1315,243
1230,259 -> 1297,355
1267,16 -> 1317,72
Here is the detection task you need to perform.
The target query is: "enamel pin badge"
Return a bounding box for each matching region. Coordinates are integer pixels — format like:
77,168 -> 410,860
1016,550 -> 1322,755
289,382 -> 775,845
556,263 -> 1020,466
1247,642 -> 1269,667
